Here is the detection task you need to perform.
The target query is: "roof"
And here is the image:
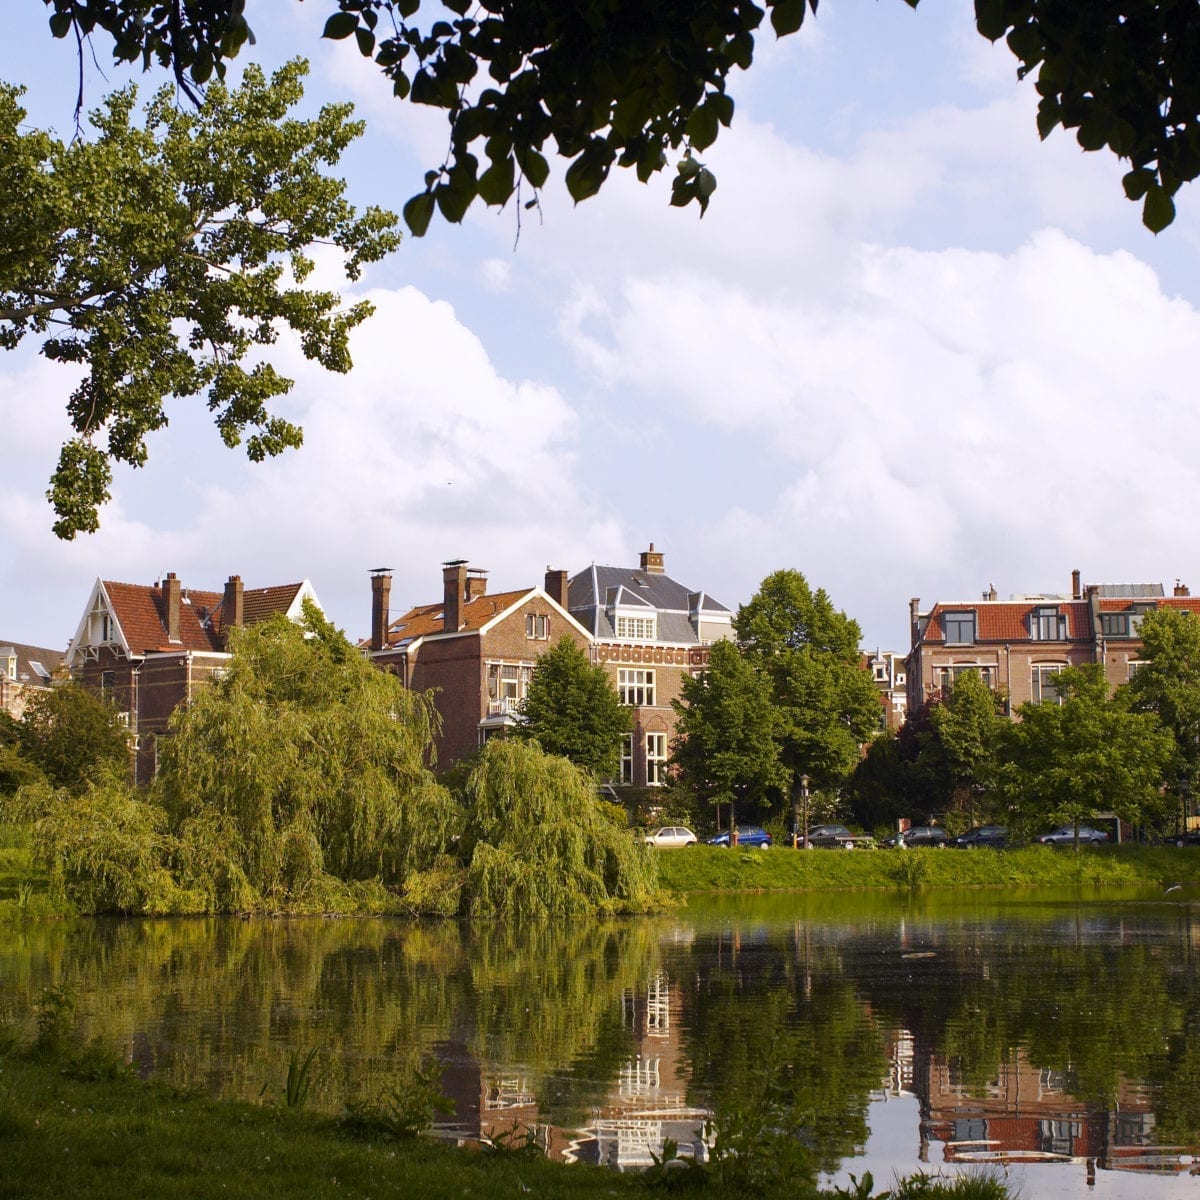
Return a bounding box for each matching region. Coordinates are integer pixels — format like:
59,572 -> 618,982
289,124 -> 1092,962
921,600 -> 1093,643
0,640 -> 66,685
99,578 -> 311,656
569,563 -> 732,644
379,588 -> 535,649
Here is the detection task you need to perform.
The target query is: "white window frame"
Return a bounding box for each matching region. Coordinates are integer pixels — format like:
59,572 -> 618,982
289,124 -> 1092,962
645,733 -> 667,786
618,668 -> 655,706
1031,663 -> 1066,704
1030,606 -> 1067,641
620,735 -> 634,784
525,613 -> 550,640
615,614 -> 657,641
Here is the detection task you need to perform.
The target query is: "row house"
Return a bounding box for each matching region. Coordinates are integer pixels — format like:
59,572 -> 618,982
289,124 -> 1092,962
0,640 -> 66,719
864,648 -> 907,732
67,572 -> 321,783
906,568 -> 1196,714
365,545 -> 734,790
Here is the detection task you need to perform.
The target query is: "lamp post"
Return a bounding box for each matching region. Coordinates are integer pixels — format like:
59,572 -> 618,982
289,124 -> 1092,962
800,774 -> 810,850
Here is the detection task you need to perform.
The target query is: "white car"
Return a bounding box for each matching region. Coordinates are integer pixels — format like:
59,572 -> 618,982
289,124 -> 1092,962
643,826 -> 698,848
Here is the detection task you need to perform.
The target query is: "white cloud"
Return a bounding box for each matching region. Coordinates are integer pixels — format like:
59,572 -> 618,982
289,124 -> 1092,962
480,259 -> 512,292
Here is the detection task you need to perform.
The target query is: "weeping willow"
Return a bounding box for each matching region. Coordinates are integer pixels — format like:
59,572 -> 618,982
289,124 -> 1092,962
459,739 -> 658,920
156,603 -> 460,911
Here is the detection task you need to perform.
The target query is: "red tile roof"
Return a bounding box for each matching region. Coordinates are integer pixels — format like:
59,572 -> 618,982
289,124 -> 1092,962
922,600 -> 1092,643
381,588 -> 534,648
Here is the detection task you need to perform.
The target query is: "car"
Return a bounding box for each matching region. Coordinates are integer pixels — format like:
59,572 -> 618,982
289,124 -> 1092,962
705,825 -> 773,849
1038,825 -> 1109,846
643,826 -> 697,848
1160,829 -> 1200,847
951,825 -> 1008,850
883,826 -> 950,849
805,824 -> 861,850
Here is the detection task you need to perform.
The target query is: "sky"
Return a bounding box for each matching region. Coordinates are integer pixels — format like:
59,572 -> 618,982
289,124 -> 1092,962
3,2 -> 1200,655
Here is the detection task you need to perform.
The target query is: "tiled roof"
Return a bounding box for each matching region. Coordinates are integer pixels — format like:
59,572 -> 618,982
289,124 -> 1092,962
103,579 -> 308,656
0,640 -> 66,684
381,588 -> 534,648
922,600 -> 1092,643
1097,595 -> 1197,612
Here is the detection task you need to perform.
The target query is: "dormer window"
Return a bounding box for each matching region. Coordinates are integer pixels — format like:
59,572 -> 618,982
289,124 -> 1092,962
942,611 -> 975,645
1030,606 -> 1067,641
615,615 -> 656,640
3,652 -> 15,681
1101,612 -> 1130,638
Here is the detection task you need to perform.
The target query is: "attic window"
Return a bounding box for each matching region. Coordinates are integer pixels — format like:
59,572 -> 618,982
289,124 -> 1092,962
616,615 -> 656,640
28,660 -> 48,681
634,574 -> 650,587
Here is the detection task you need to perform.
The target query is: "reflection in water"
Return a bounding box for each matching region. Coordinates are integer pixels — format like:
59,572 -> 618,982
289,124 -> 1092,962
3,889 -> 1200,1196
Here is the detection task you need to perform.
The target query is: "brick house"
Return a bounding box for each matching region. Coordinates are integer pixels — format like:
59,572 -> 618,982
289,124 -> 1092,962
566,545 -> 734,790
365,561 -> 592,770
0,641 -> 66,720
906,569 -> 1196,713
863,649 -> 908,732
66,573 -> 321,783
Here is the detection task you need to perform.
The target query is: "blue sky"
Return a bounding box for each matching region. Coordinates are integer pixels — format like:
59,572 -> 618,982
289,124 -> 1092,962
4,2 -> 1200,654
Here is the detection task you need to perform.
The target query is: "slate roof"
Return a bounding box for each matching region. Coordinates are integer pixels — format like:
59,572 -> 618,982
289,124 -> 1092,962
0,640 -> 66,685
101,579 -> 309,656
380,588 -> 534,649
569,564 -> 732,644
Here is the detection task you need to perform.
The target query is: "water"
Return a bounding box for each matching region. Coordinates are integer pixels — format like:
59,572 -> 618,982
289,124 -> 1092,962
3,887 -> 1200,1197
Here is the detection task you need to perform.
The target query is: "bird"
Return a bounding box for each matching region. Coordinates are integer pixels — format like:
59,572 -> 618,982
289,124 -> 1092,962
1164,883 -> 1183,896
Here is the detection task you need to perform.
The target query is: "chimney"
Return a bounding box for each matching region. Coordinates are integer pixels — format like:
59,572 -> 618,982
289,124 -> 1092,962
465,568 -> 489,600
1176,580 -> 1191,597
442,560 -> 468,633
164,572 -> 182,643
639,542 -> 665,575
544,567 -> 569,609
223,574 -> 245,635
1072,568 -> 1081,600
370,569 -> 392,652
909,597 -> 920,629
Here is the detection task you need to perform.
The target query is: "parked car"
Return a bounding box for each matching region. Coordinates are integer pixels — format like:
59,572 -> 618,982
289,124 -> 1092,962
950,825 -> 1008,850
643,826 -> 697,848
883,826 -> 950,849
805,824 -> 863,850
1038,825 -> 1109,846
705,825 -> 772,849
1162,830 -> 1200,847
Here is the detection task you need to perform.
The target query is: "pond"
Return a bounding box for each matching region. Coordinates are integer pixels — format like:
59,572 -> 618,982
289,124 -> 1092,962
3,887 -> 1200,1198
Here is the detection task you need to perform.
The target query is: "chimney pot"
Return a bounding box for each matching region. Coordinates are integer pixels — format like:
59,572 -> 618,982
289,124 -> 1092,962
639,544 -> 665,575
1072,568 -> 1081,600
370,569 -> 392,652
164,572 -> 182,643
442,560 -> 468,632
223,574 -> 245,640
544,568 -> 569,610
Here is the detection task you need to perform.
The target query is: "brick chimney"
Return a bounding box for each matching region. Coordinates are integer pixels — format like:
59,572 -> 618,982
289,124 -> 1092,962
442,560 -> 468,633
909,597 -> 920,629
1072,568 -> 1081,599
466,568 -> 489,600
370,569 -> 392,651
164,572 -> 182,643
639,543 -> 665,575
544,567 -> 569,609
223,574 -> 245,635
1176,580 -> 1191,597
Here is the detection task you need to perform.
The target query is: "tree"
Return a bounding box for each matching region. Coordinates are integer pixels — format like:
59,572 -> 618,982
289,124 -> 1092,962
1125,607 -> 1200,823
515,637 -> 631,778
18,683 -> 129,793
735,569 -> 881,798
923,669 -> 1007,824
994,663 -> 1174,843
38,1 -> 1200,232
670,637 -> 784,817
157,602 -> 458,909
1,58 -> 399,538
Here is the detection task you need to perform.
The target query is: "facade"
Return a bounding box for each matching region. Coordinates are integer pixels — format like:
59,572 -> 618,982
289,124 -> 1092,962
864,649 -> 907,731
0,640 -> 66,719
366,561 -> 592,769
567,545 -> 734,790
66,572 -> 321,783
907,568 -> 1196,714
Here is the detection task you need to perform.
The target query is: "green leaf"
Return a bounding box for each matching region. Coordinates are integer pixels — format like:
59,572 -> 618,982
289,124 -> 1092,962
322,13 -> 359,40
435,179 -> 475,223
1143,185 -> 1176,234
1077,115 -> 1109,153
397,0 -> 420,17
565,142 -> 613,203
1123,167 -> 1154,202
477,156 -> 515,206
708,92 -> 735,128
403,191 -> 436,237
770,0 -> 807,38
975,0 -> 1009,43
687,103 -> 720,151
514,146 -> 549,189
355,27 -> 376,57
48,12 -> 73,38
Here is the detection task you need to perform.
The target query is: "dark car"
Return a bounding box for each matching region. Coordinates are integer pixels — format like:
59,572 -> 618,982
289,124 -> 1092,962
706,824 -> 772,849
884,826 -> 950,849
1038,825 -> 1109,846
951,825 -> 1008,850
805,824 -> 864,850
1161,829 -> 1200,847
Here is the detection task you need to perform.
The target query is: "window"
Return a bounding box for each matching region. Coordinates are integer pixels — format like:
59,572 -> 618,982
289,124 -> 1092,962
2,653 -> 14,681
620,735 -> 634,784
1030,606 -> 1067,641
873,662 -> 889,681
646,734 -> 667,786
615,615 -> 656,640
486,662 -> 533,713
618,668 -> 655,706
1031,663 -> 1065,704
100,670 -> 114,698
942,611 -> 975,644
1128,659 -> 1147,680
936,664 -> 994,690
1101,612 -> 1129,638
525,613 -> 549,640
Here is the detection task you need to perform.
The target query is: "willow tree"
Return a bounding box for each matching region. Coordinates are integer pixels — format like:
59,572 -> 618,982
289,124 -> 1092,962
156,603 -> 458,910
460,739 -> 658,921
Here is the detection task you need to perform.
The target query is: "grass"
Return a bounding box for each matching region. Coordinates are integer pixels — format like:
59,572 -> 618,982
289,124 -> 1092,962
655,842 -> 1200,895
0,1045 -> 1008,1200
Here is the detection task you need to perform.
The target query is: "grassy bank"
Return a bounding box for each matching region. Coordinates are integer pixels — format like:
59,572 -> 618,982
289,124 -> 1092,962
0,1047 -> 1004,1200
655,842 -> 1200,894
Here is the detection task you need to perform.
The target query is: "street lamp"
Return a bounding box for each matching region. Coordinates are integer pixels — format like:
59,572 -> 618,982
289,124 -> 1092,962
800,774 -> 810,849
